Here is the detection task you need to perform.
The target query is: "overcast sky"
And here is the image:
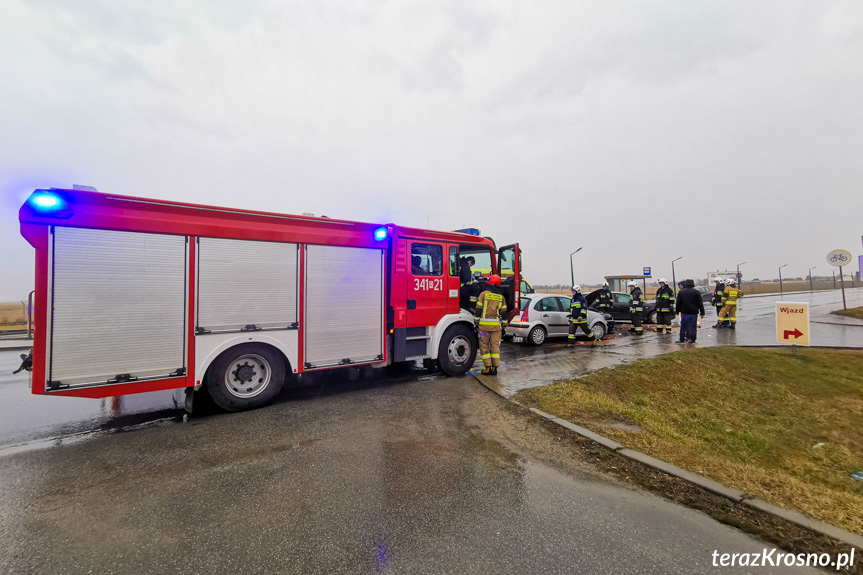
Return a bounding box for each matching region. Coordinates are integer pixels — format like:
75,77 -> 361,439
2,0 -> 862,300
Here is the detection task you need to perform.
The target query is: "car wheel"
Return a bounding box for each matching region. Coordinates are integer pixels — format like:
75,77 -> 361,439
437,324 -> 478,376
591,322 -> 607,340
205,343 -> 286,412
528,325 -> 547,346
647,311 -> 658,324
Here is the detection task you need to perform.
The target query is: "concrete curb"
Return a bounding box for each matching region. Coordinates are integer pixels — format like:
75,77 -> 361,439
471,371 -> 863,551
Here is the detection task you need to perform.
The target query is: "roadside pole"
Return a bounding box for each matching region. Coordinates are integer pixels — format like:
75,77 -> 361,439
840,266 -> 847,310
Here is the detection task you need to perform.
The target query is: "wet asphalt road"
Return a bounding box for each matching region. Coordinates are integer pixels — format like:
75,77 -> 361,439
0,290 -> 859,573
0,372 -> 823,575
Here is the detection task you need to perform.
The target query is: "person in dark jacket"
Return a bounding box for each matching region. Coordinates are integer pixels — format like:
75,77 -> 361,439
458,256 -> 478,312
566,285 -> 597,347
711,278 -> 725,319
628,281 -> 644,335
654,278 -> 675,334
596,281 -> 614,315
675,279 -> 705,344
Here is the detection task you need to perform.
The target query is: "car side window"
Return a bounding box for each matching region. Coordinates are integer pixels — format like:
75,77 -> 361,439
615,293 -> 630,304
537,297 -> 560,312
558,297 -> 571,310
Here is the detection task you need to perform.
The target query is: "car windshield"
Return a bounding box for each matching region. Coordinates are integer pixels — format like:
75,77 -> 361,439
519,297 -> 531,311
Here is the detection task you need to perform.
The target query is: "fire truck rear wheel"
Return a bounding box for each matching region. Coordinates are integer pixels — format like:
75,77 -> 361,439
437,324 -> 477,376
206,344 -> 286,412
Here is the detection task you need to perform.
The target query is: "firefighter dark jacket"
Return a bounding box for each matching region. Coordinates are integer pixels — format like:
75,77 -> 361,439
569,293 -> 588,322
655,285 -> 675,313
597,288 -> 613,308
629,288 -> 644,313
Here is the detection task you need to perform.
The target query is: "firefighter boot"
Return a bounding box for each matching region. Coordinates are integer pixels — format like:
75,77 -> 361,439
729,322 -> 736,330
490,366 -> 498,375
481,366 -> 493,375
666,328 -> 673,334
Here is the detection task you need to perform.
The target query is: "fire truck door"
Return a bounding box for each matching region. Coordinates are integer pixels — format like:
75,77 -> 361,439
446,244 -> 462,314
497,243 -> 521,318
406,241 -> 448,327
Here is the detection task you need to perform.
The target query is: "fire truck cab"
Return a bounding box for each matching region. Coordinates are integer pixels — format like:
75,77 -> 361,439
19,188 -> 521,411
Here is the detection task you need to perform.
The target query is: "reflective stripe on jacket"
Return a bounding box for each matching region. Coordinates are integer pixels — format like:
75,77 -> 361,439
475,290 -> 507,331
569,293 -> 588,323
656,285 -> 675,313
597,289 -> 613,308
722,287 -> 741,306
629,288 -> 644,313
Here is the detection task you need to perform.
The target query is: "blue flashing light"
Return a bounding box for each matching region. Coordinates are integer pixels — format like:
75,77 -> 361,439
374,227 -> 388,241
27,190 -> 72,218
33,193 -> 60,208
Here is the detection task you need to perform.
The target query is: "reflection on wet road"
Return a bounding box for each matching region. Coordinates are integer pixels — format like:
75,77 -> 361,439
0,374 -> 820,574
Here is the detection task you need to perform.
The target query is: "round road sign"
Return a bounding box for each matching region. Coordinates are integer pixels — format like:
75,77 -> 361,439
826,249 -> 852,267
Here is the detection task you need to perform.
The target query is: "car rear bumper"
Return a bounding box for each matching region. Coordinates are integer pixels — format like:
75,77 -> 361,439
506,322 -> 532,338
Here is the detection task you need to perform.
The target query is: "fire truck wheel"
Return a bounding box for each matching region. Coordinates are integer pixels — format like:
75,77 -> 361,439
206,344 -> 286,411
437,324 -> 477,376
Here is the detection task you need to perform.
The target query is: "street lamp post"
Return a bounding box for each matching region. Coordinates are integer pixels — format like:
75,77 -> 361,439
671,257 -> 683,295
737,262 -> 747,293
569,247 -> 582,287
808,266 -> 817,293
779,264 -> 788,297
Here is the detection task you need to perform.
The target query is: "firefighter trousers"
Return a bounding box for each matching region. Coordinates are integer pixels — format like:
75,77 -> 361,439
656,311 -> 675,332
630,312 -> 643,333
479,330 -> 501,367
568,320 -> 596,341
718,303 -> 737,324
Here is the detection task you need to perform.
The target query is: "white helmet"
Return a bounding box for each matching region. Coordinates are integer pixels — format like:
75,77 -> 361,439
602,281 -> 609,287
658,278 -> 667,284
724,279 -> 733,285
628,281 -> 638,288
572,285 -> 581,293
714,278 -> 722,283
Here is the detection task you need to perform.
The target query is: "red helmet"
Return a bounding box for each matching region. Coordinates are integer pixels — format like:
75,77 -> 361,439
487,274 -> 501,286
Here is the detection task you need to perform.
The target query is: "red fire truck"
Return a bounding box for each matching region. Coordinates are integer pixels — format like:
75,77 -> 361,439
19,188 -> 521,411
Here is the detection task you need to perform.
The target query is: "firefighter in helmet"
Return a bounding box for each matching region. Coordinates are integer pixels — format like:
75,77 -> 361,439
628,281 -> 644,335
715,278 -> 742,329
474,274 -> 507,375
567,285 -> 597,347
596,281 -> 613,315
654,278 -> 675,334
711,278 -> 725,319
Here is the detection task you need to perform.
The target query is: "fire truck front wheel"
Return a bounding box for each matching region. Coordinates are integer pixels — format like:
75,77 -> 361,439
205,344 -> 286,411
437,324 -> 477,376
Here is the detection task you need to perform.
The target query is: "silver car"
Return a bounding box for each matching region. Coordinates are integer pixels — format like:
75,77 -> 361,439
506,293 -> 610,346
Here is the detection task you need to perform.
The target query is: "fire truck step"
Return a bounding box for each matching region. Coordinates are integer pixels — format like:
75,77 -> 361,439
405,335 -> 431,340
405,355 -> 431,361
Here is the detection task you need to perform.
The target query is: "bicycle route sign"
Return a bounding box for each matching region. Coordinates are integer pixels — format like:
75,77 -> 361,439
826,249 -> 851,267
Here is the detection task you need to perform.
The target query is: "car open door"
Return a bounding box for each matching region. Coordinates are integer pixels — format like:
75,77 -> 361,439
497,244 -> 521,318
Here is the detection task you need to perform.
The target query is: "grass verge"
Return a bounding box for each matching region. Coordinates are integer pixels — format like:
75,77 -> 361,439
513,347 -> 863,536
833,306 -> 863,321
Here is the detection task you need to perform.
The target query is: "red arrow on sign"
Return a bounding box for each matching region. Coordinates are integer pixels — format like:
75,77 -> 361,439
784,328 -> 803,340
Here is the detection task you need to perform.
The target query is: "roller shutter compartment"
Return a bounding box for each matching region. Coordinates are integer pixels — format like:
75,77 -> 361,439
197,238 -> 298,332
49,227 -> 187,388
304,245 -> 384,368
